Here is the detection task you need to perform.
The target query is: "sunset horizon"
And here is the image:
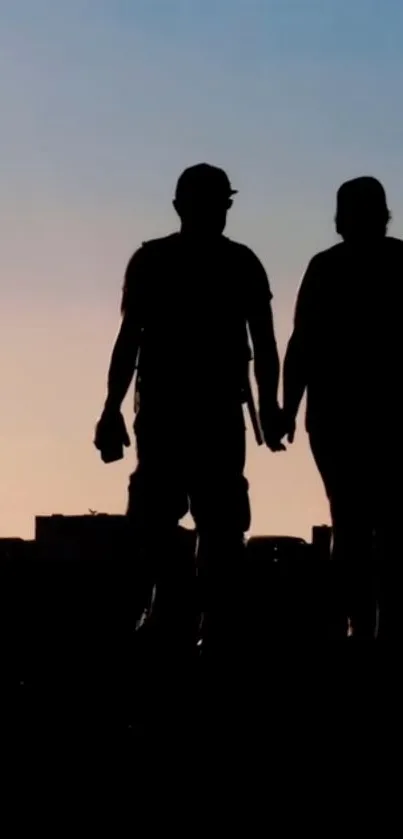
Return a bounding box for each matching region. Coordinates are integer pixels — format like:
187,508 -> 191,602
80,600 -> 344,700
2,1 -> 402,540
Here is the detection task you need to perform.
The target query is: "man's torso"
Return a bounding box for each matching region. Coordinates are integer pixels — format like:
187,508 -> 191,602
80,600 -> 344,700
125,233 -> 259,411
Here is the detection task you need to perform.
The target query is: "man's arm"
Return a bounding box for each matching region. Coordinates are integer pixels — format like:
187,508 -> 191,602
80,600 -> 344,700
245,249 -> 284,450
94,313 -> 139,461
103,247 -> 146,413
283,257 -> 317,439
103,315 -> 141,412
94,248 -> 146,460
246,252 -> 280,414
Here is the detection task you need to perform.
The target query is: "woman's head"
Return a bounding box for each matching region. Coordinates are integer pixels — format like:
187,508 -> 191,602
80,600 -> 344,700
335,177 -> 391,242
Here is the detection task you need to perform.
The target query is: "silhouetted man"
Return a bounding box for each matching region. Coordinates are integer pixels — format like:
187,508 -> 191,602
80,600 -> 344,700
95,163 -> 284,649
283,177 -> 403,639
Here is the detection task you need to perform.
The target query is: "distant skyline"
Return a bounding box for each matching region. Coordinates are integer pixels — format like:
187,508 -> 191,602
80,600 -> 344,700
1,1 -> 403,538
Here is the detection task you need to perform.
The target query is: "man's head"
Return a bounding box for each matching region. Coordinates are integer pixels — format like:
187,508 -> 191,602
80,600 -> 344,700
335,176 -> 391,242
173,163 -> 237,236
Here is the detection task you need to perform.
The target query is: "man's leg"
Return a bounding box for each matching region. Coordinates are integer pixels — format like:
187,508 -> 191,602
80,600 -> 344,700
375,477 -> 403,640
310,433 -> 377,639
330,496 -> 376,639
126,464 -> 190,631
129,403 -> 201,663
150,526 -> 199,657
189,405 -> 250,652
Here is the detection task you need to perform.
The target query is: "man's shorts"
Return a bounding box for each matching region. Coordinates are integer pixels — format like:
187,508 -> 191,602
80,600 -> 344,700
127,402 -> 251,534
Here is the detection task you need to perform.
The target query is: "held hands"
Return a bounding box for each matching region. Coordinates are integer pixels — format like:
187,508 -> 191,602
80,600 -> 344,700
284,415 -> 296,444
259,403 -> 297,451
94,407 -> 131,463
259,403 -> 287,452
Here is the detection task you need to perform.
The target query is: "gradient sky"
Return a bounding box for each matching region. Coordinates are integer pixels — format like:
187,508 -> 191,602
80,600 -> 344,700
1,0 -> 403,539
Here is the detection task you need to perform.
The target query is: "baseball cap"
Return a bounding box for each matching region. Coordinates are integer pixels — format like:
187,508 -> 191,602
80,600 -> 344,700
175,163 -> 238,201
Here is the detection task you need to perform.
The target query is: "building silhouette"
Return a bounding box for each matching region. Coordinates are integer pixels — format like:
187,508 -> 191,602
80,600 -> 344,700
0,537 -> 36,561
35,513 -> 128,560
312,526 -> 332,561
247,535 -> 310,562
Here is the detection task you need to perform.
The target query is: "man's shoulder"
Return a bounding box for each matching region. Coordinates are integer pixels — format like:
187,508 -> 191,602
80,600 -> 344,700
312,237 -> 403,261
125,234 -> 179,276
295,246 -> 344,308
223,238 -> 268,282
309,242 -> 345,268
141,233 -> 179,249
137,233 -> 180,258
224,237 -> 261,262
384,236 -> 403,256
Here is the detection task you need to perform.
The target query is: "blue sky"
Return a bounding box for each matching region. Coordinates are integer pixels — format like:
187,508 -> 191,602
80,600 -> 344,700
0,0 -> 402,537
2,0 -> 403,303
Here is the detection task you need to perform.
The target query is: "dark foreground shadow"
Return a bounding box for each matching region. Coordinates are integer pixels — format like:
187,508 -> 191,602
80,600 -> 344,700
8,527 -> 383,750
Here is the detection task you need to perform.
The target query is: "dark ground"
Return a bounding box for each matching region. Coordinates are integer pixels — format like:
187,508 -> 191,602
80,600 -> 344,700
4,554 -> 393,762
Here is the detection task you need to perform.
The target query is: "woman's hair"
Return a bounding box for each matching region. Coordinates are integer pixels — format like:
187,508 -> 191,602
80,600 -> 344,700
335,176 -> 391,239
